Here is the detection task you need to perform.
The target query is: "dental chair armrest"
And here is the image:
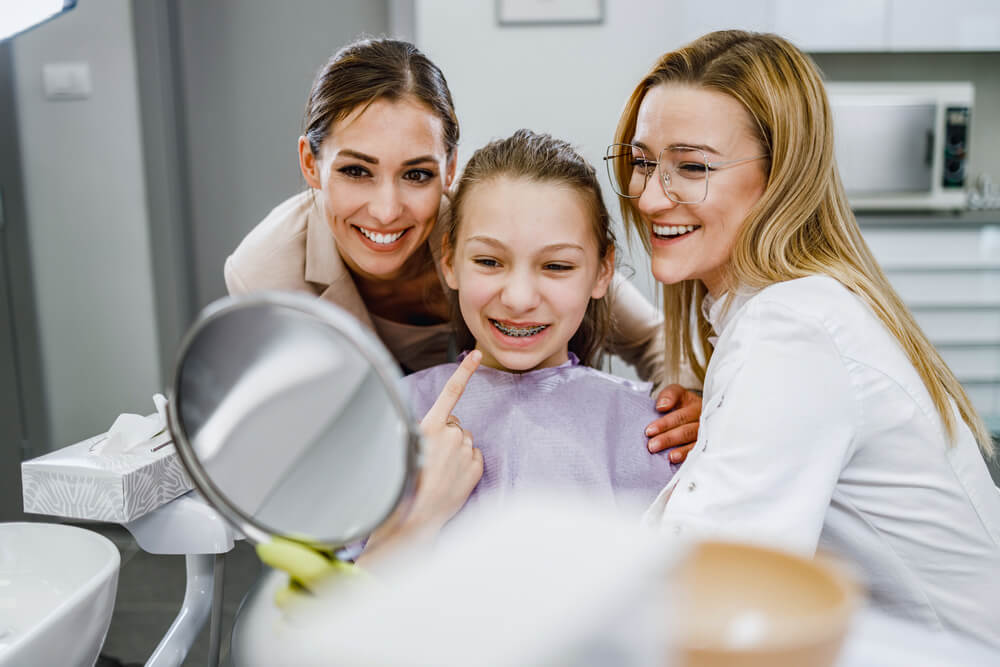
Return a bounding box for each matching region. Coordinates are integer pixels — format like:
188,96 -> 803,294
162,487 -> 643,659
124,491 -> 239,554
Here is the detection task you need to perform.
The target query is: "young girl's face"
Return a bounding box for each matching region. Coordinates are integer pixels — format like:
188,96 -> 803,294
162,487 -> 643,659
442,176 -> 614,373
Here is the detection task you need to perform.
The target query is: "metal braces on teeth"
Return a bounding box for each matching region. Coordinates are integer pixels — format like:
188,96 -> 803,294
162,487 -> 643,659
492,320 -> 547,337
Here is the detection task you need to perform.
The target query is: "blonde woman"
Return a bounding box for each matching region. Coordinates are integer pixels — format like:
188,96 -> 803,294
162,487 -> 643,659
607,30 -> 1000,645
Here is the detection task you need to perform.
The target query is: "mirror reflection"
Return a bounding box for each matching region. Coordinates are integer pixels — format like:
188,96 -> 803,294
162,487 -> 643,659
172,296 -> 413,547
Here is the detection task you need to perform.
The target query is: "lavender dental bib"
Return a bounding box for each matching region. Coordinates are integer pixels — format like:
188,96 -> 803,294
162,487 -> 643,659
402,354 -> 679,516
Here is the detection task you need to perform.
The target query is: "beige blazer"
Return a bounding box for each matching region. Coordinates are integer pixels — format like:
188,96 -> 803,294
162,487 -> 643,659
225,191 -> 693,386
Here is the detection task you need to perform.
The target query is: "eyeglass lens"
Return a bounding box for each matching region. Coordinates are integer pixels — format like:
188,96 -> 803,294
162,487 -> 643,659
605,144 -> 709,204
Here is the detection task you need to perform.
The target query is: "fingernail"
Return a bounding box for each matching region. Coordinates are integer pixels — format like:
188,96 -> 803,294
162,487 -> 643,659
657,401 -> 669,410
669,451 -> 680,463
645,426 -> 655,436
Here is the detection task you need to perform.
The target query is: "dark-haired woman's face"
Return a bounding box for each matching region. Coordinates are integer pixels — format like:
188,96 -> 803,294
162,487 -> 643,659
300,97 -> 454,281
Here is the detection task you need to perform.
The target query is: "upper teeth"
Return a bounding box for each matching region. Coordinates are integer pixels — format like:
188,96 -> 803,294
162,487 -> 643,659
492,320 -> 547,337
358,227 -> 405,244
653,224 -> 698,237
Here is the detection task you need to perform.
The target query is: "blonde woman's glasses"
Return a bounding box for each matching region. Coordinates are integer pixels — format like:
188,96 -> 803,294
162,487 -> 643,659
604,144 -> 769,204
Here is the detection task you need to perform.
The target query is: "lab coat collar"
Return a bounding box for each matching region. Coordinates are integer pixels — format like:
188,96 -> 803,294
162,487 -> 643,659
703,287 -> 758,341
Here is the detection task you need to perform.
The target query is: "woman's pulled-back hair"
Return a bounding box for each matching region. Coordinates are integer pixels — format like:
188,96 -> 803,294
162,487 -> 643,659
303,37 -> 459,159
444,129 -> 615,369
612,29 -> 993,457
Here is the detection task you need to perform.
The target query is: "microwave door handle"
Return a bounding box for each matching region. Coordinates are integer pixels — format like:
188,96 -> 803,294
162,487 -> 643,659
924,130 -> 934,167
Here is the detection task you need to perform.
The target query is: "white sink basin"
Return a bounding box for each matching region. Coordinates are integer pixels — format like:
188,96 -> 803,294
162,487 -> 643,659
0,522 -> 120,667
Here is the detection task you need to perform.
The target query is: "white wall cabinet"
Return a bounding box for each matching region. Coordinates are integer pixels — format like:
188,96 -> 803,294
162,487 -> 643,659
861,221 -> 1000,432
773,0 -> 889,52
677,0 -> 1000,52
889,0 -> 1000,51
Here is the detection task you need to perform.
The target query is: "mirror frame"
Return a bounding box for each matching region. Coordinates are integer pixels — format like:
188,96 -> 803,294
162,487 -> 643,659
166,291 -> 423,549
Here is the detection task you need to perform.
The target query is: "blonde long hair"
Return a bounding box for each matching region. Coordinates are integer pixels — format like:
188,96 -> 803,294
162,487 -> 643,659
613,30 -> 994,457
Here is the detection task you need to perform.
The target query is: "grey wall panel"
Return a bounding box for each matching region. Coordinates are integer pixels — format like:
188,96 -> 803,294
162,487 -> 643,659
11,0 -> 161,449
173,0 -> 389,307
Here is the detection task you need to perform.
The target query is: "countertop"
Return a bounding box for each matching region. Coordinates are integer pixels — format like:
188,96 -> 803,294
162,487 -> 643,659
856,210 -> 1000,227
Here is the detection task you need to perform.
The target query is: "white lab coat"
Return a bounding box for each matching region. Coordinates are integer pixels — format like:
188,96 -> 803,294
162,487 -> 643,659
644,275 -> 1000,648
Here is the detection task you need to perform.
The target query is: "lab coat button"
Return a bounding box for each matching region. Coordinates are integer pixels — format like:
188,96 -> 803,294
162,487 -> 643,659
673,525 -> 682,535
687,482 -> 696,492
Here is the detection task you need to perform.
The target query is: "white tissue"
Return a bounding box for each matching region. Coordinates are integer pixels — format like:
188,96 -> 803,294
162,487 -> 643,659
90,393 -> 170,455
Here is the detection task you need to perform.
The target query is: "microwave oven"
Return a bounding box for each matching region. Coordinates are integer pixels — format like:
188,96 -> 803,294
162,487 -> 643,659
826,82 -> 973,211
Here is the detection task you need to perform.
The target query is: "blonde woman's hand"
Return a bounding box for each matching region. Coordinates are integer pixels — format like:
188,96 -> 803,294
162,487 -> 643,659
645,384 -> 702,463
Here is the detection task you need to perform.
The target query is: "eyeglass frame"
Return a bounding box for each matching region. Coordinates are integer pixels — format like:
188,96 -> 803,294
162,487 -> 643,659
603,143 -> 769,204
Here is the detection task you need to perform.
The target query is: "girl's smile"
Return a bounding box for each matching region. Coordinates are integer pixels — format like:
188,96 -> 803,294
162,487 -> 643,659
487,318 -> 552,349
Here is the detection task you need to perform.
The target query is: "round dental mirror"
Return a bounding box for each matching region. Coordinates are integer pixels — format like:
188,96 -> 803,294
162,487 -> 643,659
166,291 -> 420,550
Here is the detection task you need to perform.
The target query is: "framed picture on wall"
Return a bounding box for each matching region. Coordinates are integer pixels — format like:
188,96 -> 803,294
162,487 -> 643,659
497,0 -> 604,26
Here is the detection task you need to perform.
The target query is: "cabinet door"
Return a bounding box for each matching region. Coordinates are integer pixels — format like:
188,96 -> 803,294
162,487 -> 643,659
863,224 -> 1000,430
773,0 -> 889,51
863,227 -> 993,266
889,0 -> 1000,51
675,0 -> 772,47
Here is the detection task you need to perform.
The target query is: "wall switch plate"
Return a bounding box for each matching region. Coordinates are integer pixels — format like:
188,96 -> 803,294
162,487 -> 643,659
42,62 -> 91,100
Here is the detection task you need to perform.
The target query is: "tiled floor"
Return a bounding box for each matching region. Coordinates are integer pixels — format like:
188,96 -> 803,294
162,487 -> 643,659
85,524 -> 261,667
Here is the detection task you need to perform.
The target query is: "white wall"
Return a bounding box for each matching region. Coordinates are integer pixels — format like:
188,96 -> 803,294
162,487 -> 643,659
12,0 -> 161,447
415,1 -> 1000,320
175,0 -> 389,306
414,0 -> 771,328
415,0 -> 700,378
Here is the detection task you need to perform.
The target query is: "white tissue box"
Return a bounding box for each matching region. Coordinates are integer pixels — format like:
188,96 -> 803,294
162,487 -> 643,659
21,432 -> 193,523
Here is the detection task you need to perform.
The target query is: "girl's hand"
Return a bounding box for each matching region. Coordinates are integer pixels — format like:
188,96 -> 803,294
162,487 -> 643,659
358,351 -> 483,567
407,350 -> 485,532
645,384 -> 702,463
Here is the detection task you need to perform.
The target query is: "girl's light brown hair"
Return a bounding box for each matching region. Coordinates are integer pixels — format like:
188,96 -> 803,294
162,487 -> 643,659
613,30 -> 993,457
303,37 -> 459,161
443,129 -> 615,368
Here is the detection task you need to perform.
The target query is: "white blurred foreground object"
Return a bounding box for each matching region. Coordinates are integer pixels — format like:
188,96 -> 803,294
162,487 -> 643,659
0,522 -> 119,667
231,499 -> 866,667
231,495 -> 678,666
